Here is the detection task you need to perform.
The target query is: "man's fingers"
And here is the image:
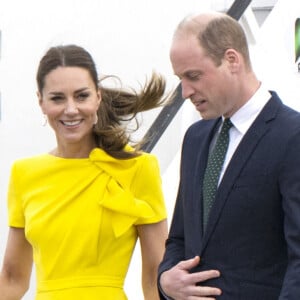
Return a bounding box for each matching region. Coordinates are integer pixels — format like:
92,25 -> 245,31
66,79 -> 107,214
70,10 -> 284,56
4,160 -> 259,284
192,269 -> 221,282
197,285 -> 222,296
177,255 -> 200,270
177,256 -> 220,282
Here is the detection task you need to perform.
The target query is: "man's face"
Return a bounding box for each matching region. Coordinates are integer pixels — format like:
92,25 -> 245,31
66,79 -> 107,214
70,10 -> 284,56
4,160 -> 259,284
170,34 -> 237,119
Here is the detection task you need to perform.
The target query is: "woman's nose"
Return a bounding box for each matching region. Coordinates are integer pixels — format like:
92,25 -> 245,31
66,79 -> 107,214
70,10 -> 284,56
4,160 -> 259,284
64,99 -> 78,114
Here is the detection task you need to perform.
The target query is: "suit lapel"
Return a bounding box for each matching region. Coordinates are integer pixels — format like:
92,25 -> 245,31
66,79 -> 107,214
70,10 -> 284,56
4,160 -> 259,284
190,118 -> 221,249
201,96 -> 280,252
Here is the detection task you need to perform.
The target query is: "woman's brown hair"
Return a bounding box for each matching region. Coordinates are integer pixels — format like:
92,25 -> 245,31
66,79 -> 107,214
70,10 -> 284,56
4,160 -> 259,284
37,44 -> 168,158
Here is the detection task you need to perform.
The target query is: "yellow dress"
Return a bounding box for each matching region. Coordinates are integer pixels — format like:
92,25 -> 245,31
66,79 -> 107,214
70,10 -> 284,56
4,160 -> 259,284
7,148 -> 167,300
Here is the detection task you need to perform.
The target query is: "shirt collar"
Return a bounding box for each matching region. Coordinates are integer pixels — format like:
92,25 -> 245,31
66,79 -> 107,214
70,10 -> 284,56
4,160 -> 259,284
229,83 -> 271,135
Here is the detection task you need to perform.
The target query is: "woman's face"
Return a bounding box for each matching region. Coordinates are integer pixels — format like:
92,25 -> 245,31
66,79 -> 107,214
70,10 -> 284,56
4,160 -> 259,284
38,66 -> 101,149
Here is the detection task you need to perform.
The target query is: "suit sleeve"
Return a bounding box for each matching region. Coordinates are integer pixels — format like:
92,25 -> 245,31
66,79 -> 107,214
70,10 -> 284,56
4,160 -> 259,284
279,129 -> 300,299
157,138 -> 188,299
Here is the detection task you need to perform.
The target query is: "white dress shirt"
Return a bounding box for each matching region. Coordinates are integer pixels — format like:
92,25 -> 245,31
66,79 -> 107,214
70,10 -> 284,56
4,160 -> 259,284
218,83 -> 271,184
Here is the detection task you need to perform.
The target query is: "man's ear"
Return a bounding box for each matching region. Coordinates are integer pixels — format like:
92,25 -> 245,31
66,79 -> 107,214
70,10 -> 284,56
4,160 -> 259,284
224,48 -> 240,72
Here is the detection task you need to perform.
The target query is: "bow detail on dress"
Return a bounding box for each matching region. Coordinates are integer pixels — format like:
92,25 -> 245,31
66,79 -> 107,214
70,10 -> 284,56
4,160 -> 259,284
100,177 -> 155,237
89,148 -> 155,237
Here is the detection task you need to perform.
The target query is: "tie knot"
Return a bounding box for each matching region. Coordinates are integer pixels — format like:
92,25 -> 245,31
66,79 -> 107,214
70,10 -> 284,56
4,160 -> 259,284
221,118 -> 233,133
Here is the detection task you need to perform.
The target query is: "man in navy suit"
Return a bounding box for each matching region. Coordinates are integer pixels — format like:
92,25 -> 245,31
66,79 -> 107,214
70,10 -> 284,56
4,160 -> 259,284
158,12 -> 300,299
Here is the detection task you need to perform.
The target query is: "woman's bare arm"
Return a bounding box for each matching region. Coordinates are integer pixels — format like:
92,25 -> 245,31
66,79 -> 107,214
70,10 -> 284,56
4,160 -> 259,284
137,219 -> 168,300
0,227 -> 33,300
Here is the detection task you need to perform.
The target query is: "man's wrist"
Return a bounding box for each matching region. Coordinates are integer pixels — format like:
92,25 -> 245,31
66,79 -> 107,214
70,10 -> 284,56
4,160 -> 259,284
158,273 -> 173,300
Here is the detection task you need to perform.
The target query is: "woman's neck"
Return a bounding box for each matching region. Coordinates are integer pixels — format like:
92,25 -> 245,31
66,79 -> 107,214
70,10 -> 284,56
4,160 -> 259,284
51,141 -> 97,158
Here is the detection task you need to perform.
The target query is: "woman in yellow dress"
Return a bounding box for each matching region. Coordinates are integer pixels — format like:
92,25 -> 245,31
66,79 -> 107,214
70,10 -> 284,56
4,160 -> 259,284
0,45 -> 168,300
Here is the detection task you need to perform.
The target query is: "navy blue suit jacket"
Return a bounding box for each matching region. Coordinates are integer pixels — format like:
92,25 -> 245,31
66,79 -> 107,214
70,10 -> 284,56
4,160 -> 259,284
159,92 -> 300,299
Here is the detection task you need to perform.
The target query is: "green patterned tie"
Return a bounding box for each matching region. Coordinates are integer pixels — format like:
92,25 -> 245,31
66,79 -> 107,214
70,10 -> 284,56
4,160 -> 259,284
202,118 -> 233,230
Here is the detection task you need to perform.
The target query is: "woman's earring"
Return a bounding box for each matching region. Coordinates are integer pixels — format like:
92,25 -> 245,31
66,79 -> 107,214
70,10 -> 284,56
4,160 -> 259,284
42,115 -> 48,126
93,113 -> 98,125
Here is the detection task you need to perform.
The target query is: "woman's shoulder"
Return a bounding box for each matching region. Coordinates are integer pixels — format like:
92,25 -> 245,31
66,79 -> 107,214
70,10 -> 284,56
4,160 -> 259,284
12,153 -> 52,167
9,153 -> 55,182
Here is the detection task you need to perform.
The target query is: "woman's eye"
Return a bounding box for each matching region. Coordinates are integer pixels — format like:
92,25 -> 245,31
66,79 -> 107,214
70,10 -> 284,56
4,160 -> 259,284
77,93 -> 89,101
50,96 -> 63,101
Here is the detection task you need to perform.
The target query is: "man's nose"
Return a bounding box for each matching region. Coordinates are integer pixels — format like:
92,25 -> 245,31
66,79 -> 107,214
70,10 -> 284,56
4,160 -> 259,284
181,80 -> 194,100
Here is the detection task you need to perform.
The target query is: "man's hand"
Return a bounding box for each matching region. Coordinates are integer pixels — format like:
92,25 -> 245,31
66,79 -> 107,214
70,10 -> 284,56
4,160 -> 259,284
160,256 -> 221,300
